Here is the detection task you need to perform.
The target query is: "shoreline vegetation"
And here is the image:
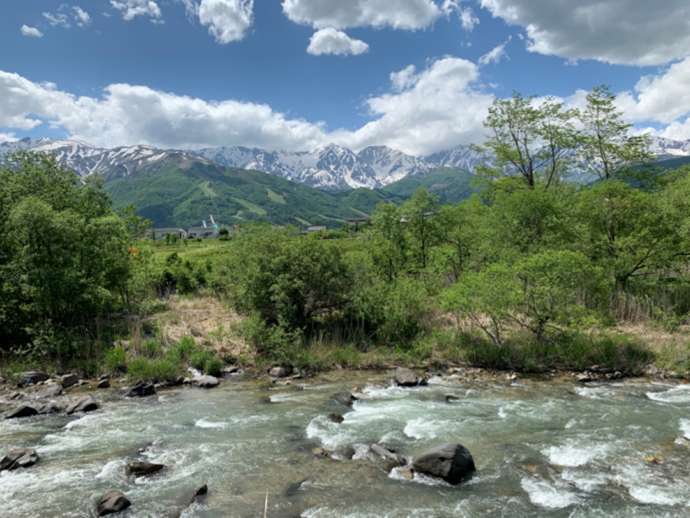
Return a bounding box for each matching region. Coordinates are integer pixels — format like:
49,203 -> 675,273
1,86 -> 690,385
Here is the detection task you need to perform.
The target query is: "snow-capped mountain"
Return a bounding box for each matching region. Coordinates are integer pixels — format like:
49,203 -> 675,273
649,137 -> 690,157
2,136 -> 688,191
196,143 -> 487,190
0,138 -> 204,180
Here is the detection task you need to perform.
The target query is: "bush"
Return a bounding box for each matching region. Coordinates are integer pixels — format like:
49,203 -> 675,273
105,345 -> 127,373
127,357 -> 181,382
190,349 -> 224,376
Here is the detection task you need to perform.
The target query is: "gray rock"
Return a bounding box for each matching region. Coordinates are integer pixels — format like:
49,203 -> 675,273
20,371 -> 49,386
66,397 -> 99,415
0,448 -> 39,471
194,375 -> 219,389
327,413 -> 344,424
126,461 -> 164,477
38,402 -> 64,415
125,382 -> 156,397
269,366 -> 292,378
97,378 -> 111,389
59,373 -> 79,389
370,444 -> 406,472
97,490 -> 131,516
412,443 -> 476,485
394,367 -> 424,387
37,383 -> 63,398
5,405 -> 38,419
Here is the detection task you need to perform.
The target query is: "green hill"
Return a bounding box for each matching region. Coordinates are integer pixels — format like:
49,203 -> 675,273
382,168 -> 476,204
104,159 -> 396,227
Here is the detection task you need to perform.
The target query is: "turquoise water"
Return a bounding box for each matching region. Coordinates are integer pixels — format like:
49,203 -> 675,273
1,374 -> 689,517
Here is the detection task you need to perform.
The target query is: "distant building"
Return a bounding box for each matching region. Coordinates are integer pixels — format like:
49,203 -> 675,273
150,228 -> 188,240
305,225 -> 327,233
187,226 -> 217,239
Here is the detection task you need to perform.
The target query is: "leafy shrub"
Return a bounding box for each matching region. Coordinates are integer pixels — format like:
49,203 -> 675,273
105,345 -> 127,373
127,357 -> 181,382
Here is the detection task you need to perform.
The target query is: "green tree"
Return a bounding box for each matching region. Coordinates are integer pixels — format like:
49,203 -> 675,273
370,202 -> 407,281
400,189 -> 441,270
481,94 -> 577,189
577,85 -> 652,180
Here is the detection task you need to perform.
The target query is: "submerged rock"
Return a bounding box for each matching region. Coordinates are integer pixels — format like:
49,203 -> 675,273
194,375 -> 220,389
125,382 -> 156,398
126,461 -> 164,477
394,367 -> 425,387
97,490 -> 131,516
5,405 -> 38,419
66,397 -> 99,415
333,391 -> 357,407
0,448 -> 39,471
20,371 -> 49,386
412,443 -> 476,485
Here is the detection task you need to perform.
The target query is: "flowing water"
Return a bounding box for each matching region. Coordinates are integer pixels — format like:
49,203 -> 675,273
1,373 -> 690,517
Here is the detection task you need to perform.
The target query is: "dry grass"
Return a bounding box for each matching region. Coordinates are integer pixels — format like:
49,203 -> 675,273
152,295 -> 252,360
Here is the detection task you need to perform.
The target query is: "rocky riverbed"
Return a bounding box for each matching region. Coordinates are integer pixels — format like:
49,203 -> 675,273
1,369 -> 689,516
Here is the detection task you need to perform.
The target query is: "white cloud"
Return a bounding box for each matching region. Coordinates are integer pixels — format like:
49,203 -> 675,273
197,0 -> 254,44
73,7 -> 92,27
110,0 -> 162,22
615,57 -> 690,124
20,25 -> 44,38
390,65 -> 417,91
659,118 -> 690,141
307,28 -> 369,56
0,132 -> 18,143
458,7 -> 479,32
479,0 -> 690,66
42,11 -> 71,28
479,37 -> 511,66
0,70 -> 325,151
282,0 -> 443,30
334,57 -> 495,155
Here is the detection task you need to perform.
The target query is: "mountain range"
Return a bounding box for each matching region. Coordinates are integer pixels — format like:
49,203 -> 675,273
1,136 -> 689,228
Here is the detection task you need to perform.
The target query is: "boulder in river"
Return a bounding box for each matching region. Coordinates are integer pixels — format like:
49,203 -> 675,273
37,383 -> 63,398
125,381 -> 156,398
412,443 -> 476,485
20,371 -> 49,386
59,373 -> 79,389
370,444 -> 406,472
327,413 -> 344,424
0,448 -> 39,471
5,405 -> 38,419
38,402 -> 64,415
394,367 -> 426,387
97,377 -> 111,389
333,391 -> 358,407
96,490 -> 131,516
66,397 -> 99,415
269,365 -> 293,378
194,375 -> 219,389
126,461 -> 165,477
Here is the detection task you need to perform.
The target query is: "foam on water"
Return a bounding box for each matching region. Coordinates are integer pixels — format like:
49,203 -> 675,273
195,417 -> 228,429
403,417 -> 447,440
360,383 -> 411,399
521,476 -> 579,509
543,439 -> 611,467
574,385 -> 617,400
646,384 -> 690,404
681,419 -> 690,441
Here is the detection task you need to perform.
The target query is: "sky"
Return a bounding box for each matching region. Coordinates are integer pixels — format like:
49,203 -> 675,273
2,0 -> 690,155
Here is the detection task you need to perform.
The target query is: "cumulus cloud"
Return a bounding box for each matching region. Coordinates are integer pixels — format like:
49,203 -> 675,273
659,118 -> 690,141
479,37 -> 511,66
20,25 -> 44,38
282,0 -> 443,30
307,28 -> 369,56
479,0 -> 690,66
458,7 -> 479,32
616,57 -> 690,124
42,11 -> 71,28
333,57 -> 495,155
0,70 -> 325,151
197,0 -> 254,43
110,0 -> 162,22
0,132 -> 18,143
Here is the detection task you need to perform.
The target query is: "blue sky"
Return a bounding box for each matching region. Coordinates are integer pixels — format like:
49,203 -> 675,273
2,1 -> 690,154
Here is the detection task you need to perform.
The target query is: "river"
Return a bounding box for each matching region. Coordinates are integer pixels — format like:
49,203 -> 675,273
1,372 -> 689,517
